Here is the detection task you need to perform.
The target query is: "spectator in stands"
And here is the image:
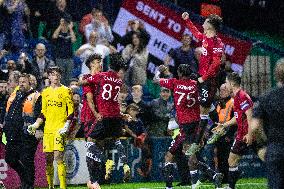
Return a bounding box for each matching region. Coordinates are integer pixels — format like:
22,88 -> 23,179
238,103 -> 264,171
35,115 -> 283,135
25,0 -> 46,38
28,74 -> 38,90
44,0 -> 72,39
0,80 -> 8,136
52,17 -> 76,85
0,0 -> 8,50
7,70 -> 20,94
146,87 -> 173,137
76,31 -> 110,75
84,8 -> 113,44
69,78 -> 79,88
79,7 -> 108,35
120,19 -> 150,47
122,32 -> 149,86
4,0 -> 29,51
218,55 -> 233,88
28,43 -> 55,89
68,91 -> 82,139
0,59 -> 17,81
164,34 -> 197,78
124,103 -> 152,178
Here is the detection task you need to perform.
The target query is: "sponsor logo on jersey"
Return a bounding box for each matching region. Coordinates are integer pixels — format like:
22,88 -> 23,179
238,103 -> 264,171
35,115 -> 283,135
213,47 -> 223,53
47,100 -> 63,107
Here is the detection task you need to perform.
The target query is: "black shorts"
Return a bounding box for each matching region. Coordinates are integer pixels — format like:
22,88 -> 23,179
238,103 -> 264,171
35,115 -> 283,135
168,122 -> 199,155
198,79 -> 217,108
230,139 -> 266,156
88,117 -> 123,141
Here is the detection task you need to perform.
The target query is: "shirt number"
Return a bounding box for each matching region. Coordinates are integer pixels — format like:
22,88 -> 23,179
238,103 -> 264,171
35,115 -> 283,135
175,91 -> 196,108
102,84 -> 120,101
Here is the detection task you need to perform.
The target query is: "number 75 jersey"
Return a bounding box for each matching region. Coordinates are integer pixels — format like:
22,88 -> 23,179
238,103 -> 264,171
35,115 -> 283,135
87,71 -> 123,118
160,78 -> 200,125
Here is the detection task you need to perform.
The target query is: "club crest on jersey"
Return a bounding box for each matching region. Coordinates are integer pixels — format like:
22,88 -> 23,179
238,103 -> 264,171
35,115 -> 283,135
58,94 -> 63,99
202,39 -> 208,48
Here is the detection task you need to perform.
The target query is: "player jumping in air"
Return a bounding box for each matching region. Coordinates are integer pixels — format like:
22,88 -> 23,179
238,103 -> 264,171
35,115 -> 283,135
182,12 -> 224,156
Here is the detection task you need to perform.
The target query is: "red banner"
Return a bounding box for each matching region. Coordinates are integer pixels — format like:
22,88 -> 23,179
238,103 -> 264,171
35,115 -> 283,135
119,0 -> 252,65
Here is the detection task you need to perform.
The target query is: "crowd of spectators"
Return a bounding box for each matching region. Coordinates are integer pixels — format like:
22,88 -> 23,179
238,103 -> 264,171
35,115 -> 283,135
0,0 -> 244,183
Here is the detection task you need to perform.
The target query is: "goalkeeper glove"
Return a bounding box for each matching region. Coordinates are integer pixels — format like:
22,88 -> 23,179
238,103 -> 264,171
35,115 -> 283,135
27,122 -> 39,135
58,121 -> 70,136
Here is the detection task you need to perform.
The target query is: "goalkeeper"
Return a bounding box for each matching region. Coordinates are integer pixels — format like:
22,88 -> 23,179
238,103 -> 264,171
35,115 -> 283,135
28,66 -> 74,189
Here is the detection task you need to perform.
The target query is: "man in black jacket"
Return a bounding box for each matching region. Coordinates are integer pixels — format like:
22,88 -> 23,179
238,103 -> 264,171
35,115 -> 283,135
3,73 -> 42,189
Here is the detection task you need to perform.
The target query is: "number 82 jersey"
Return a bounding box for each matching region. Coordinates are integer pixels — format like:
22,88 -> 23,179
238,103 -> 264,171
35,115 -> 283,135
160,78 -> 200,125
87,71 -> 122,118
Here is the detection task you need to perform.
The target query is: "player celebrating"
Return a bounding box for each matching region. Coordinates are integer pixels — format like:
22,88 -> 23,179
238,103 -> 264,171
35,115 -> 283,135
155,64 -> 223,189
28,66 -> 74,189
182,12 -> 224,155
83,54 -> 130,189
81,53 -> 103,139
213,73 -> 266,189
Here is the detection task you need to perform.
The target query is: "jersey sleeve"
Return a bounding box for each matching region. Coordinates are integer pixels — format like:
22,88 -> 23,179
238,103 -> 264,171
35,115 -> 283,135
160,78 -> 175,90
202,41 -> 224,81
185,19 -> 204,41
240,93 -> 254,113
65,88 -> 75,120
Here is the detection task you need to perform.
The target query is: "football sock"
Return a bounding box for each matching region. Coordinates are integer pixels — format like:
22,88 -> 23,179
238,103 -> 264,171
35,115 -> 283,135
228,166 -> 240,189
163,162 -> 174,188
46,164 -> 54,187
190,170 -> 199,185
198,161 -> 216,179
115,140 -> 127,164
57,161 -> 66,189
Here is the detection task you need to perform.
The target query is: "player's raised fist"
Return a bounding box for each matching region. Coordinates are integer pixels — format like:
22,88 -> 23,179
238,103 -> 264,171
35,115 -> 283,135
182,12 -> 189,20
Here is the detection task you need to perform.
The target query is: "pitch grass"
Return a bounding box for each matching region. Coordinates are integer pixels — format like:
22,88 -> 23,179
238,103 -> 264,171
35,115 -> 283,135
38,178 -> 268,189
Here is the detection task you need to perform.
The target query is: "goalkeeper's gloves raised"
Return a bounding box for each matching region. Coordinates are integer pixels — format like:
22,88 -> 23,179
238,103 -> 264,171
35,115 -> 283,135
58,121 -> 70,136
27,122 -> 39,135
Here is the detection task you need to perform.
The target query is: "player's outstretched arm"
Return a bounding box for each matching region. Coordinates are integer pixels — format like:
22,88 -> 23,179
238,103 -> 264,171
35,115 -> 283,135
182,12 -> 203,41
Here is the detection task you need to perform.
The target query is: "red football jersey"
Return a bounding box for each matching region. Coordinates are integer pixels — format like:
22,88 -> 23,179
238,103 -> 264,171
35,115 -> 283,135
81,74 -> 96,123
160,78 -> 200,125
185,19 -> 224,81
87,71 -> 122,118
234,89 -> 253,141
